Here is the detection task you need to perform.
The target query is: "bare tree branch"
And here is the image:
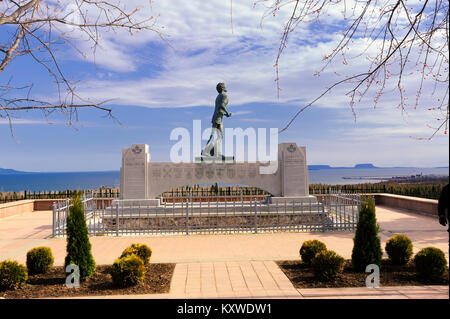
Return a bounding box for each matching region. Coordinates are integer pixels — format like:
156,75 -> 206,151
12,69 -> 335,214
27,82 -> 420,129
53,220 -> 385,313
257,0 -> 449,139
0,0 -> 168,134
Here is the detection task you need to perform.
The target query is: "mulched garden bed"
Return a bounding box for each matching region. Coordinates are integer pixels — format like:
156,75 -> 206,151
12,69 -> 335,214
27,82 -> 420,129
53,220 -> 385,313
277,259 -> 449,288
0,263 -> 175,299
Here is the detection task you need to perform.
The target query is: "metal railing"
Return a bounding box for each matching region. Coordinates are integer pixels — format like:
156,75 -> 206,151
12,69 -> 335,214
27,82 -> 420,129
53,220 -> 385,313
3,181 -> 445,204
52,191 -> 95,237
52,192 -> 364,237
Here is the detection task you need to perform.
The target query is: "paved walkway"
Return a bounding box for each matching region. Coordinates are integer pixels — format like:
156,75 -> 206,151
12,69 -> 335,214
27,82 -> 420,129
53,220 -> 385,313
166,261 -> 448,299
63,261 -> 448,299
1,205 -> 449,299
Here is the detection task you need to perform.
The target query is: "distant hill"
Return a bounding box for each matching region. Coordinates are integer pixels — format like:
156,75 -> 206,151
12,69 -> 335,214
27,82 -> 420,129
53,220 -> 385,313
308,163 -> 378,170
0,168 -> 28,174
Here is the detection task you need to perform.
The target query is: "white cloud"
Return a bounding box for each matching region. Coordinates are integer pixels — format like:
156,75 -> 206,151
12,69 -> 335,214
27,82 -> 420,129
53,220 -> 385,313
232,111 -> 253,116
17,0 -> 447,168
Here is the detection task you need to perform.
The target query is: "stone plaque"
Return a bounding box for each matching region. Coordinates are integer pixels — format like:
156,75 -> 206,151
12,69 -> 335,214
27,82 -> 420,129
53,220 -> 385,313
184,167 -> 193,179
205,167 -> 214,179
195,166 -> 204,179
216,167 -> 225,178
237,165 -> 247,178
121,144 -> 149,199
174,167 -> 183,179
152,168 -> 161,179
248,166 -> 257,178
227,167 -> 236,179
280,143 -> 308,197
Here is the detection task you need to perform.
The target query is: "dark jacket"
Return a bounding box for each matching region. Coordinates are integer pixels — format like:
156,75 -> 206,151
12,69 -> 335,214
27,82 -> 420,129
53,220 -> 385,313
212,92 -> 229,125
438,183 -> 449,225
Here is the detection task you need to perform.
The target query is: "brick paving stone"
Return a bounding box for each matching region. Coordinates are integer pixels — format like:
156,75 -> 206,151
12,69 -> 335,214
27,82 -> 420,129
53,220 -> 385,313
281,288 -> 302,298
249,289 -> 270,298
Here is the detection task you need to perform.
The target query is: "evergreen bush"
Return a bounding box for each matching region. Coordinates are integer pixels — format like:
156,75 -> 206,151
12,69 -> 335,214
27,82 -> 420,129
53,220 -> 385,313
0,260 -> 28,291
311,250 -> 345,281
299,240 -> 327,266
414,247 -> 447,279
64,194 -> 96,281
385,235 -> 413,265
351,196 -> 382,272
110,254 -> 145,287
120,244 -> 152,265
26,247 -> 54,275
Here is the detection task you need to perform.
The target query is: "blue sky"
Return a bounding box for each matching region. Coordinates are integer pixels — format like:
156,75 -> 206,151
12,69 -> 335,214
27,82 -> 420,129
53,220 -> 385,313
0,0 -> 448,172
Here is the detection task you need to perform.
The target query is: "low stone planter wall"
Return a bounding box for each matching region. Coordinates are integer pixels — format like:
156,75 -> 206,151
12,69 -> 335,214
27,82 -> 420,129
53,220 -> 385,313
317,193 -> 438,218
33,199 -> 66,211
0,198 -> 115,218
0,200 -> 34,218
373,193 -> 438,217
33,198 -> 114,211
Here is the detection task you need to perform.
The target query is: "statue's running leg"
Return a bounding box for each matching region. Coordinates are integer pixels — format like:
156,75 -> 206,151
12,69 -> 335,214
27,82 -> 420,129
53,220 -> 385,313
202,124 -> 222,157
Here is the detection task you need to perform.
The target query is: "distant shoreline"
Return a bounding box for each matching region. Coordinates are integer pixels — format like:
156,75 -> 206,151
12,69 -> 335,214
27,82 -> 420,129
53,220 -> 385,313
1,166 -> 448,175
0,167 -> 448,193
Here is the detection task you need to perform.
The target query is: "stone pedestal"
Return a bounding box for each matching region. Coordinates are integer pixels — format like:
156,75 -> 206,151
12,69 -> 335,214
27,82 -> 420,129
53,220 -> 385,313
269,196 -> 318,205
118,142 -> 312,201
112,199 -> 161,207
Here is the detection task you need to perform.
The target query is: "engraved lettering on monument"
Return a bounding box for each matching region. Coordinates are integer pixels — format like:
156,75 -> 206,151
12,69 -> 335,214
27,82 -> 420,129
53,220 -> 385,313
237,165 -> 247,178
205,167 -> 214,179
248,166 -> 257,178
184,167 -> 193,179
163,167 -> 172,178
152,168 -> 161,179
216,167 -> 225,178
227,167 -> 236,178
195,167 -> 204,179
174,167 -> 183,178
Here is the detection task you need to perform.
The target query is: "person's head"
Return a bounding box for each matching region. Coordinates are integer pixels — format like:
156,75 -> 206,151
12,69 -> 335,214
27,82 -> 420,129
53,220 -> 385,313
216,82 -> 227,93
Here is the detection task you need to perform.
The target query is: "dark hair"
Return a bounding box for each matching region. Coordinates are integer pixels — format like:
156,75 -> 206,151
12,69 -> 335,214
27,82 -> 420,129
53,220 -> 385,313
216,82 -> 226,93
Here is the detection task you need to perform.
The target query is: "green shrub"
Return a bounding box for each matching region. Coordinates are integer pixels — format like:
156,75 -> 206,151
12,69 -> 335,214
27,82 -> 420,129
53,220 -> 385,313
351,196 -> 382,272
299,240 -> 327,266
311,250 -> 345,281
0,260 -> 28,291
385,235 -> 413,265
110,254 -> 146,287
26,247 -> 54,275
120,244 -> 152,265
64,194 -> 96,281
414,247 -> 447,279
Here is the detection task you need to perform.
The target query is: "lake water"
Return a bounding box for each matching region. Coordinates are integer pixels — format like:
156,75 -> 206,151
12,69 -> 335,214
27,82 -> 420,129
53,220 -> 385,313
0,167 -> 448,192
